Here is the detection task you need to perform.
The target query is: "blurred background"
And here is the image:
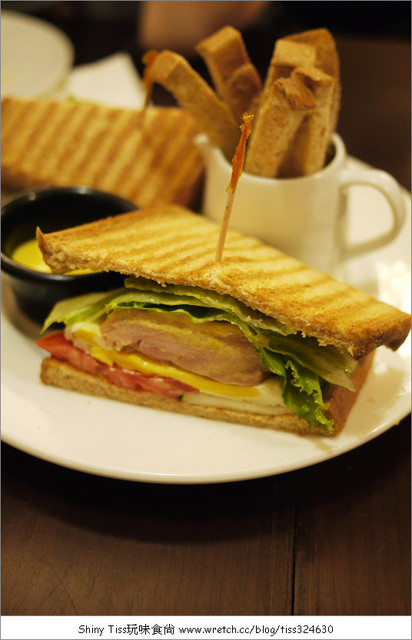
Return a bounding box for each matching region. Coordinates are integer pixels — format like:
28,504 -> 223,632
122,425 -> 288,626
2,1 -> 409,59
2,1 -> 411,188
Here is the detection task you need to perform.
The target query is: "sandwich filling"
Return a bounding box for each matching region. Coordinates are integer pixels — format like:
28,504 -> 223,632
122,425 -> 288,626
36,276 -> 358,433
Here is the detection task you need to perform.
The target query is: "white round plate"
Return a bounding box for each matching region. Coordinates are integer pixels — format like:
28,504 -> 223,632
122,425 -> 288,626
1,10 -> 74,98
1,162 -> 410,484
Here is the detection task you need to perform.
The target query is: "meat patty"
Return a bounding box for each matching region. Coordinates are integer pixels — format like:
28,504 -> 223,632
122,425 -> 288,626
100,309 -> 269,386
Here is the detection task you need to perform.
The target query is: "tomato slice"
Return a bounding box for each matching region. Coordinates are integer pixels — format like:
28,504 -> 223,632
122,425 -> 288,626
36,332 -> 197,398
36,332 -> 101,375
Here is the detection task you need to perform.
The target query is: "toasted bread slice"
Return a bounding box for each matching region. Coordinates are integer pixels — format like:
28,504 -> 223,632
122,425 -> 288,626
282,28 -> 341,134
196,25 -> 262,121
249,28 -> 340,177
279,66 -> 335,177
257,36 -> 317,117
244,75 -> 316,177
1,96 -> 204,208
280,29 -> 339,79
37,205 -> 411,358
225,63 -> 262,117
149,50 -> 239,159
39,351 -> 374,436
272,39 -> 317,79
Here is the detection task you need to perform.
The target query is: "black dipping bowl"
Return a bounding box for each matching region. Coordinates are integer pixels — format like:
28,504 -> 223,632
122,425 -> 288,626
1,187 -> 136,323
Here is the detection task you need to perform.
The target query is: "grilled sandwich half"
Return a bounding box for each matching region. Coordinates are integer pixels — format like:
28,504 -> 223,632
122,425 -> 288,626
1,96 -> 204,208
36,205 -> 410,436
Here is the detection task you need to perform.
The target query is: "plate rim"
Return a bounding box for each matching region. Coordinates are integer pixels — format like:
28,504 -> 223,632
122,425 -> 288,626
1,163 -> 411,484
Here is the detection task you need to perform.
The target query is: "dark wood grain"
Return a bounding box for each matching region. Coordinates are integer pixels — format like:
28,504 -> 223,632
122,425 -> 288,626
2,445 -> 296,615
293,420 -> 411,615
1,5 -> 410,619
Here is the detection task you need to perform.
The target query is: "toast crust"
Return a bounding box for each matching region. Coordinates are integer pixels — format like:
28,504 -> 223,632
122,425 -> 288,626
196,25 -> 262,121
37,205 -> 411,358
39,353 -> 374,436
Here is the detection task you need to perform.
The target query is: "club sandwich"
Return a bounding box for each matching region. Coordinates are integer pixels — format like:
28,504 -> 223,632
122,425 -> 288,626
34,205 -> 410,437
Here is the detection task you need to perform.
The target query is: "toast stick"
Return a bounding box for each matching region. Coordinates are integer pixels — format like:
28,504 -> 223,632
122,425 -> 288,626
282,29 -> 341,134
142,50 -> 159,108
279,67 -> 335,177
149,50 -> 239,159
244,75 -> 316,177
243,36 -> 316,176
196,26 -> 262,121
247,28 -> 340,177
271,39 -> 317,80
284,29 -> 340,81
257,38 -> 317,114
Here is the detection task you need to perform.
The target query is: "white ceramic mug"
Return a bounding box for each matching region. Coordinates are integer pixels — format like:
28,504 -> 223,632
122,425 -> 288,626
196,133 -> 406,273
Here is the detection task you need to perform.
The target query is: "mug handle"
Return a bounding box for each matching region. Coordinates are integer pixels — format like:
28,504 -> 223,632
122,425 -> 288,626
339,167 -> 406,260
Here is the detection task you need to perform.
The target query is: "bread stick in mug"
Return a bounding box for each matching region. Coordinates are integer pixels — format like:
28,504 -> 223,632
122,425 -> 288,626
196,26 -> 262,121
244,75 -> 316,177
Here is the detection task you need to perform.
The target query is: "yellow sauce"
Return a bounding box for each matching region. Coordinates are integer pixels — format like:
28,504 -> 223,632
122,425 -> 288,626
11,238 -> 92,275
12,238 -> 51,272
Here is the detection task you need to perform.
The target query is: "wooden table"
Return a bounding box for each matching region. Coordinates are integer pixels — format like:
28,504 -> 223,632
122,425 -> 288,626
2,6 -> 410,622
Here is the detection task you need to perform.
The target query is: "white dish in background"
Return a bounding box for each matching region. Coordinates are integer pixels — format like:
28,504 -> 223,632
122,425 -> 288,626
1,161 -> 410,484
1,10 -> 74,98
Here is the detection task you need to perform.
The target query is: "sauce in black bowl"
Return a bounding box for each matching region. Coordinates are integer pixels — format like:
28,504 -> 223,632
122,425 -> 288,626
1,186 -> 136,323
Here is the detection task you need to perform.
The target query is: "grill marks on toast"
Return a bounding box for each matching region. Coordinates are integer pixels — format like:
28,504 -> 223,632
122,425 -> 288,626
118,110 -> 194,204
25,102 -> 71,181
2,100 -> 56,185
37,205 -> 411,358
45,103 -> 96,181
1,98 -> 29,148
144,113 -> 201,203
96,222 -> 224,278
54,104 -> 102,183
110,237 -> 219,279
87,110 -> 144,194
1,97 -> 204,207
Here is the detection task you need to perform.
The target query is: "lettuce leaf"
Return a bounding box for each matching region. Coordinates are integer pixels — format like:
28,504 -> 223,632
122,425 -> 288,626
124,276 -> 291,334
42,289 -> 124,330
